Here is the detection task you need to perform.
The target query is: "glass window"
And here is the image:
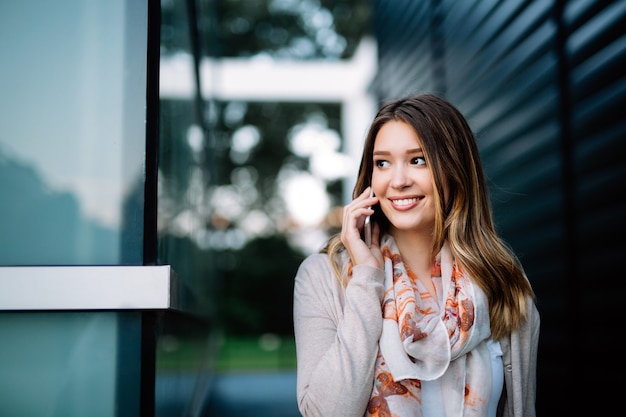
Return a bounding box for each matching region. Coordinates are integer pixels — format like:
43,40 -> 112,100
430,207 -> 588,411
0,1 -> 147,265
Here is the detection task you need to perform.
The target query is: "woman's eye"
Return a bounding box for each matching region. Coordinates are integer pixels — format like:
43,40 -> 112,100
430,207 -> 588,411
375,159 -> 389,168
411,156 -> 426,166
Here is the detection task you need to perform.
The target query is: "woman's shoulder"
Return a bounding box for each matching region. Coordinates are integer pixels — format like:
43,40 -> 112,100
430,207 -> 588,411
297,251 -> 341,278
294,251 -> 347,305
300,251 -> 331,266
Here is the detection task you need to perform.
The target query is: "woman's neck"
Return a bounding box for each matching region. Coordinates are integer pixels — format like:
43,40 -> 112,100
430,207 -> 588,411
389,228 -> 435,280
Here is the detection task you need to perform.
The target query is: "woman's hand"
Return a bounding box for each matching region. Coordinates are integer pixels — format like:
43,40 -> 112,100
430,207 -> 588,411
341,187 -> 383,269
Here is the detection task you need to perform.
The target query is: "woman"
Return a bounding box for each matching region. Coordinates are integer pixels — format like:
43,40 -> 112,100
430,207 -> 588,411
293,93 -> 540,417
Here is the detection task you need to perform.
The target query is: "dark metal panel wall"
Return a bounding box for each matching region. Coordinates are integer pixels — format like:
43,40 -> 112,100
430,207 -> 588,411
372,0 -> 626,414
563,0 -> 626,404
372,0 -> 440,98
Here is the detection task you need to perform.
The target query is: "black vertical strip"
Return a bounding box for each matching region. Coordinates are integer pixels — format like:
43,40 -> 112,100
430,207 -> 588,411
552,1 -> 576,413
143,0 -> 161,267
140,312 -> 158,417
140,1 -> 161,415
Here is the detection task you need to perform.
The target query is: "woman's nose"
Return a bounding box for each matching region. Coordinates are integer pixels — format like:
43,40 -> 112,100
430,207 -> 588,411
390,166 -> 411,189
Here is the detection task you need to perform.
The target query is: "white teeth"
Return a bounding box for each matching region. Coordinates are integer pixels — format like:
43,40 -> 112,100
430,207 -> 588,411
393,198 -> 418,206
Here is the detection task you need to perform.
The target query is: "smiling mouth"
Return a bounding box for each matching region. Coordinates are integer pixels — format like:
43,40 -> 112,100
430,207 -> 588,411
390,197 -> 421,206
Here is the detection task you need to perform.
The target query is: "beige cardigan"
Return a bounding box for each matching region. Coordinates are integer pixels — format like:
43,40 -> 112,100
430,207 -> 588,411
293,253 -> 540,417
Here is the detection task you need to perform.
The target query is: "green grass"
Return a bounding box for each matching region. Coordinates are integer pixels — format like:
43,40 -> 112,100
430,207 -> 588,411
214,334 -> 297,372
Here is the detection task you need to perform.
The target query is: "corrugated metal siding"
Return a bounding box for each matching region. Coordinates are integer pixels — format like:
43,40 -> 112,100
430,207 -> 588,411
373,0 -> 439,97
565,0 -> 626,401
372,0 -> 626,413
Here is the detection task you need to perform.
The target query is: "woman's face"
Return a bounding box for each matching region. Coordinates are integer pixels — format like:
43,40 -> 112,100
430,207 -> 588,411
371,120 -> 437,237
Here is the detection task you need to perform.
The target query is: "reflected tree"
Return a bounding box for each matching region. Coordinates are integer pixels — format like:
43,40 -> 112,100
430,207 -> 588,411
162,0 -> 373,59
158,0 -> 373,342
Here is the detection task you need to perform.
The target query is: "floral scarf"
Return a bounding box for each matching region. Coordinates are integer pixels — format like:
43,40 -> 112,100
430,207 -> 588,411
366,235 -> 492,417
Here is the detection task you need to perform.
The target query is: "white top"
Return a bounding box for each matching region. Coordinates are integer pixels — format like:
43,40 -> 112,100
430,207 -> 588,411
421,339 -> 504,417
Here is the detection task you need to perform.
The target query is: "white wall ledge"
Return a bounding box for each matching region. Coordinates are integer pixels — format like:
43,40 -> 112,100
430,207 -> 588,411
0,265 -> 178,311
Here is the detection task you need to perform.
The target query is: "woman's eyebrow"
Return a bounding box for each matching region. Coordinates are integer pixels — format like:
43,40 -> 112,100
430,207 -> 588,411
373,147 -> 422,156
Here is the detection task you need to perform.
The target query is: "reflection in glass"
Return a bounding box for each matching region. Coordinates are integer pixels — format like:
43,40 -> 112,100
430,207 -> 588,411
0,1 -> 147,265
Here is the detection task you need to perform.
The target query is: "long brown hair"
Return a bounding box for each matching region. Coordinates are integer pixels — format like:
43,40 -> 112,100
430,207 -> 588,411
323,93 -> 535,339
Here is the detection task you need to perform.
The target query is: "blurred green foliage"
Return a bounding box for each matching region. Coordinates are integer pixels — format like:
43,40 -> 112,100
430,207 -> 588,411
215,235 -> 305,336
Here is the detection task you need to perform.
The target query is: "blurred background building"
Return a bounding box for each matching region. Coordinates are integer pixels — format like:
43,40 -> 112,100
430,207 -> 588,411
0,0 -> 624,416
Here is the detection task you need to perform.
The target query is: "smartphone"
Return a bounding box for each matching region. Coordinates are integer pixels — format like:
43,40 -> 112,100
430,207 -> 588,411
364,188 -> 374,247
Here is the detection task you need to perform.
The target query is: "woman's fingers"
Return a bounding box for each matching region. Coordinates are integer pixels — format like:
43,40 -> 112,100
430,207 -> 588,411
341,187 -> 375,239
340,187 -> 381,268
